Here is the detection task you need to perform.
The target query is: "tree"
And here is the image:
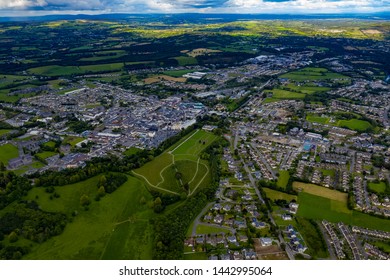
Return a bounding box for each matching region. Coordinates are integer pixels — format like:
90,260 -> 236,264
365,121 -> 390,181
0,162 -> 5,171
175,172 -> 182,180
80,194 -> 91,207
9,231 -> 18,243
97,186 -> 106,198
98,175 -> 107,187
153,197 -> 164,213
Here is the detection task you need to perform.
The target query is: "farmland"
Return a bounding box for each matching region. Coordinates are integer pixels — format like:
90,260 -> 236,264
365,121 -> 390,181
24,175 -> 156,259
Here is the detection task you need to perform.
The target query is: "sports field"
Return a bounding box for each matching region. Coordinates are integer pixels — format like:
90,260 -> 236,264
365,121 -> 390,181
133,129 -> 217,196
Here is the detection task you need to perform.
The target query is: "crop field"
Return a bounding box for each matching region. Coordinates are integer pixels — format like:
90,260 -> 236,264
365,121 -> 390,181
0,143 -> 19,165
264,188 -> 297,202
297,192 -> 390,231
133,130 -> 217,196
24,176 -> 156,259
337,119 -> 373,132
293,182 -> 348,202
368,182 -> 387,193
276,170 -> 290,189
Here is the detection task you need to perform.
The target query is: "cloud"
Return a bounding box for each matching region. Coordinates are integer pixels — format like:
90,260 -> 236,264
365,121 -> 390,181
0,0 -> 389,13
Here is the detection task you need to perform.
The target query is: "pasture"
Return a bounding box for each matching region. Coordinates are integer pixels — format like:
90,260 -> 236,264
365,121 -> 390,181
263,188 -> 297,202
337,119 -> 373,132
0,143 -> 19,165
293,182 -> 347,202
368,182 -> 387,193
297,192 -> 390,231
24,176 -> 156,259
276,170 -> 290,189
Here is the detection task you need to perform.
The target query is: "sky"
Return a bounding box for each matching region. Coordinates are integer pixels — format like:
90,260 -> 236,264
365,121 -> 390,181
0,0 -> 389,16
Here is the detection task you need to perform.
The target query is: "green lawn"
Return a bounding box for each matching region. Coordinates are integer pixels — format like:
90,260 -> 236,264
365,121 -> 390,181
368,182 -> 387,194
306,114 -> 330,124
195,224 -> 231,235
276,170 -> 290,189
24,175 -> 156,260
124,147 -> 141,156
337,119 -> 373,132
35,151 -> 57,160
0,144 -> 19,165
63,136 -> 85,147
264,188 -> 297,202
183,252 -> 208,260
0,129 -> 11,136
170,130 -> 218,157
297,192 -> 390,231
43,141 -> 56,149
265,89 -> 306,100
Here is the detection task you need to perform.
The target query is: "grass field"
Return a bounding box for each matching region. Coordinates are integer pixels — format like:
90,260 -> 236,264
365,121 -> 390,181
124,147 -> 141,156
293,182 -> 347,202
306,114 -> 330,124
276,170 -> 290,189
337,119 -> 373,132
174,56 -> 198,66
195,224 -> 231,235
297,192 -> 390,231
183,252 -> 208,260
24,175 -> 156,260
133,130 -> 217,196
0,129 -> 11,136
43,141 -> 56,149
0,143 -> 19,165
264,188 -> 297,202
368,182 -> 387,193
28,63 -> 127,76
281,67 -> 348,82
265,89 -> 306,100
35,151 -> 57,160
64,136 -> 85,147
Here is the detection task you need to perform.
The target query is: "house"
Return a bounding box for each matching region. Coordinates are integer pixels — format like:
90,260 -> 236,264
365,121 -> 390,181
260,238 -> 273,247
227,236 -> 237,243
282,214 -> 292,221
214,214 -> 224,224
289,202 -> 299,214
243,250 -> 257,260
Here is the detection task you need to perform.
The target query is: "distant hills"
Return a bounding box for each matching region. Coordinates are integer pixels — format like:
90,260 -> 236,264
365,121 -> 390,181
0,12 -> 389,23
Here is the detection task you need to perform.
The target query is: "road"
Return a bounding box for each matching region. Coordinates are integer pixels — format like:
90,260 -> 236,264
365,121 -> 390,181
249,143 -> 277,180
191,202 -> 214,236
318,222 -> 337,260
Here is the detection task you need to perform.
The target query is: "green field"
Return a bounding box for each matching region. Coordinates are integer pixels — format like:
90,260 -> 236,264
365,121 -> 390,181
35,151 -> 57,160
293,182 -> 347,202
28,63 -> 126,76
195,224 -> 231,235
264,188 -> 297,202
133,130 -> 217,195
276,170 -> 290,189
183,252 -> 208,260
0,129 -> 11,136
124,147 -> 141,156
306,114 -> 330,124
281,67 -> 348,82
337,119 -> 373,132
297,192 -> 390,231
174,56 -> 198,66
43,141 -> 56,149
265,89 -> 306,100
0,143 -> 19,165
368,182 -> 387,194
64,136 -> 85,147
282,83 -> 330,94
24,175 -> 156,259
